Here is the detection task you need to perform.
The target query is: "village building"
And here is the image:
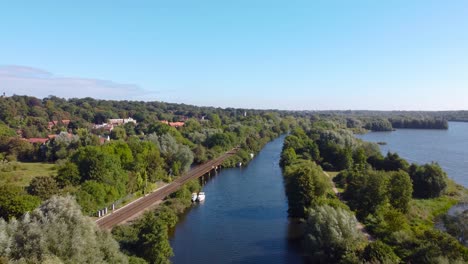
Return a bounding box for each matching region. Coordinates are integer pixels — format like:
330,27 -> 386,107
108,117 -> 137,126
160,120 -> 185,128
47,120 -> 71,130
92,117 -> 136,131
25,138 -> 49,144
92,123 -> 115,131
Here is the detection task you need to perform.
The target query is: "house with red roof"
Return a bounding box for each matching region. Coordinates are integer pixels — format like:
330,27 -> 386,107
26,138 -> 49,144
48,120 -> 71,130
160,120 -> 185,128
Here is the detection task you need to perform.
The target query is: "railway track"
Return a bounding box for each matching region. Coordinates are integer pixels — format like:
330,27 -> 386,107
96,148 -> 238,229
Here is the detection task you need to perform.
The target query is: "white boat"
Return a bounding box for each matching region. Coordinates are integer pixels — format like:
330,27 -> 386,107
191,193 -> 198,202
197,192 -> 206,202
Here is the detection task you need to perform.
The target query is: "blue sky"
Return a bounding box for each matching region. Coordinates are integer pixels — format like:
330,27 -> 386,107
1,0 -> 467,110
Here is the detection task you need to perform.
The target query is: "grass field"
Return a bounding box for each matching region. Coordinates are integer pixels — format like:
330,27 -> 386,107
0,162 -> 57,187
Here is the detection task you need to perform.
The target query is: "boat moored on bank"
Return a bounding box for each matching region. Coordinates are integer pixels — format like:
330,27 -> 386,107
197,192 -> 205,202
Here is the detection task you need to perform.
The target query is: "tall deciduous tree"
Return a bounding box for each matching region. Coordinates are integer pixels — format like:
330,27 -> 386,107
27,176 -> 59,200
280,147 -> 297,167
0,185 -> 41,220
136,212 -> 173,264
283,160 -> 330,218
388,170 -> 413,213
305,205 -> 365,262
343,169 -> 389,218
410,163 -> 448,198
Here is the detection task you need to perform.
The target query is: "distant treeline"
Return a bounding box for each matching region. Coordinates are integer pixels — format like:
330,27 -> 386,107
305,110 -> 468,122
345,117 -> 447,132
390,118 -> 448,129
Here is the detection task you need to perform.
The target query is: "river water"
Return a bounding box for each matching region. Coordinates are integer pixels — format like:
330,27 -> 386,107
356,122 -> 468,188
170,135 -> 303,263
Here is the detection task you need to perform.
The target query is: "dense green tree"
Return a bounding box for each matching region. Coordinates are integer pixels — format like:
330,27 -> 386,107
204,133 -> 233,149
110,126 -> 127,140
368,152 -> 409,172
55,161 -> 81,187
283,135 -> 304,151
383,152 -> 409,171
93,111 -> 115,124
409,163 -> 448,198
147,122 -> 171,136
387,170 -> 413,213
363,240 -> 400,264
0,185 -> 41,220
343,169 -> 389,218
135,212 -> 173,264
192,145 -> 208,163
71,146 -> 127,195
27,176 -> 59,200
283,160 -> 330,217
0,124 -> 15,137
76,180 -> 121,214
365,205 -> 410,238
207,113 -> 221,128
123,122 -> 137,136
408,229 -> 468,263
127,138 -> 165,182
4,138 -> 35,162
182,118 -> 202,133
102,140 -> 134,169
319,142 -> 353,171
280,147 -> 297,167
76,128 -> 100,147
352,148 -> 368,171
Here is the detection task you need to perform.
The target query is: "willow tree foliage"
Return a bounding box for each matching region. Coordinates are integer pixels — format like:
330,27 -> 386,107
305,205 -> 365,262
0,196 -> 128,263
147,133 -> 194,175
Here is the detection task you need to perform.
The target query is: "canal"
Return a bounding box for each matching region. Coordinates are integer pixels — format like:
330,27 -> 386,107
170,135 -> 304,263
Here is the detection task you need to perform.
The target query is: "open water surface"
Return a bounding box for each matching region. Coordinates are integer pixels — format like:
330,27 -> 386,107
356,122 -> 468,187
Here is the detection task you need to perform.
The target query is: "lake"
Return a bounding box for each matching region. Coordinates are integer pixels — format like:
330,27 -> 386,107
170,135 -> 303,264
356,121 -> 468,187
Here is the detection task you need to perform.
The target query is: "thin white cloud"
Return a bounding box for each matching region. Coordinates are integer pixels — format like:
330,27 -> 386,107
0,65 -> 152,100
